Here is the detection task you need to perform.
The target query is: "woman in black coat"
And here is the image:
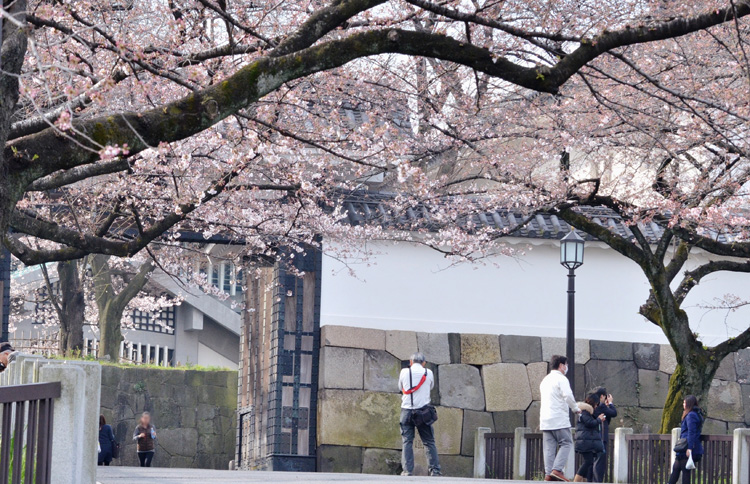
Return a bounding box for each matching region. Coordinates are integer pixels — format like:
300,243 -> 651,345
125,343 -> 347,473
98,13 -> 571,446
98,415 -> 116,466
574,395 -> 605,482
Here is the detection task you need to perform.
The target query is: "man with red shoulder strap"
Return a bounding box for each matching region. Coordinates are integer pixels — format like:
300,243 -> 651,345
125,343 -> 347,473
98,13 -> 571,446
398,352 -> 441,477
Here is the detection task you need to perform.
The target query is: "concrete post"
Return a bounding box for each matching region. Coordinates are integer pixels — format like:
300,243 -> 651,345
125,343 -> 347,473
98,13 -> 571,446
564,428 -> 576,480
612,427 -> 633,484
69,361 -> 102,484
512,427 -> 532,480
671,427 -> 681,468
733,428 -> 750,484
473,427 -> 492,478
39,364 -> 87,484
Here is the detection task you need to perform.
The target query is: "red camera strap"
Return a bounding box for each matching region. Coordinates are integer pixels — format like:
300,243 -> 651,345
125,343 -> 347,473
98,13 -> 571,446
402,372 -> 427,395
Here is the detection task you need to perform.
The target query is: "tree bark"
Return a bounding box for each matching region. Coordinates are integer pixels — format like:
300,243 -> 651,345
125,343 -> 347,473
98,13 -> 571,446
57,259 -> 85,354
90,255 -> 154,360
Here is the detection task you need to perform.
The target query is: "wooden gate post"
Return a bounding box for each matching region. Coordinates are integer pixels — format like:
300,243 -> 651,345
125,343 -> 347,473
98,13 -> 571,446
613,427 -> 633,483
671,427 -> 681,469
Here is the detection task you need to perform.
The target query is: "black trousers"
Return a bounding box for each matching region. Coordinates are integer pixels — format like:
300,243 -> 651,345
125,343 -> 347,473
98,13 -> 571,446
587,450 -> 606,482
138,451 -> 155,467
576,451 -> 596,478
669,455 -> 701,484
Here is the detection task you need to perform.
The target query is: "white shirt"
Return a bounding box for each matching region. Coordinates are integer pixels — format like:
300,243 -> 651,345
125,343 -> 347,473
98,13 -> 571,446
399,364 -> 434,409
539,369 -> 579,430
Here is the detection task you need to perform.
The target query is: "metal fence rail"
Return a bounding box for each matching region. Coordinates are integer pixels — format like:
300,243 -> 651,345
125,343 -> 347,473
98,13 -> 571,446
484,433 -> 514,479
0,382 -> 61,484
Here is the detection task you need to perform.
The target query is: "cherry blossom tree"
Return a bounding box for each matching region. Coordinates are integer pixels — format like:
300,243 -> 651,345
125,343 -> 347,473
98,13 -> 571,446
3,0 -> 750,429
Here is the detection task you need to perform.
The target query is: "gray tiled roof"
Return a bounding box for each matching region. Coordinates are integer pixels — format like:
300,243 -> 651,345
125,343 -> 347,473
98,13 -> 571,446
339,193 -> 672,243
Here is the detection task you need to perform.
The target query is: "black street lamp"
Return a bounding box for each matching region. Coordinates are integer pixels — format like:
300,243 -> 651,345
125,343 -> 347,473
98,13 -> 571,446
560,230 -> 585,396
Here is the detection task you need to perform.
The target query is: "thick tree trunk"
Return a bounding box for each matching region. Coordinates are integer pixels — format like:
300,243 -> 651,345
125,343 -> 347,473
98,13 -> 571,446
659,359 -> 717,433
91,254 -> 154,361
57,259 -> 85,354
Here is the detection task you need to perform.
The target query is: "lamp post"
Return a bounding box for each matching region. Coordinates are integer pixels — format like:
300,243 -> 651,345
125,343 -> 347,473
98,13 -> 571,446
560,230 -> 585,396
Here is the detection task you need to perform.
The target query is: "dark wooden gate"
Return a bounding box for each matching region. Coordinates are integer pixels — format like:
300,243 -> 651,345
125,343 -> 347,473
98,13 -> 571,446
0,382 -> 61,484
484,433 -> 514,479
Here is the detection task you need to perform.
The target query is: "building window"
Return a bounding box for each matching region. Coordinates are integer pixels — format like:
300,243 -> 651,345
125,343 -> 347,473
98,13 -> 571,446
131,306 -> 176,334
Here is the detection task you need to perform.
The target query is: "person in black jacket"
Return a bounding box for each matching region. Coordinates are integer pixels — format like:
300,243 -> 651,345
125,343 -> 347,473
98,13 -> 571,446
668,395 -> 704,484
588,387 -> 617,482
574,395 -> 605,482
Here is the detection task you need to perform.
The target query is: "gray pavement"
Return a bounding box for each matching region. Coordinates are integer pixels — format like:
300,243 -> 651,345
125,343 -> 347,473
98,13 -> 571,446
96,467 -> 539,483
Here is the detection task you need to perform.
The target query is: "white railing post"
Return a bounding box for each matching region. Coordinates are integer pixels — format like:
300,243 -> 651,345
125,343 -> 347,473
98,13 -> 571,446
671,427 -> 681,468
119,341 -> 124,361
155,345 -> 160,366
513,427 -> 532,480
733,428 -> 750,484
473,427 -> 492,478
613,427 -> 633,484
564,428 -> 576,480
146,344 -> 151,364
163,346 -> 169,366
136,342 -> 142,363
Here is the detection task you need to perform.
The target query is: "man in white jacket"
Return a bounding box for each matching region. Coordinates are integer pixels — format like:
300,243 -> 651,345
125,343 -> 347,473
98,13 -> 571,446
540,355 -> 580,482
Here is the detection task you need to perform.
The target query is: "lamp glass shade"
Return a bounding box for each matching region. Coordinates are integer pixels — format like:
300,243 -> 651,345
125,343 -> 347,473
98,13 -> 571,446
560,230 -> 585,270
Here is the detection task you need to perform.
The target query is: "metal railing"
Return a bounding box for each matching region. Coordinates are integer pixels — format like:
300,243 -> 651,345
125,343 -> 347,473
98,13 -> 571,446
484,433 -> 514,479
0,382 -> 61,484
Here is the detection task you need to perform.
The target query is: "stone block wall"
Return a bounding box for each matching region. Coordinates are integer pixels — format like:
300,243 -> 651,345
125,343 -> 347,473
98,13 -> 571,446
100,365 -> 238,469
317,326 -> 750,477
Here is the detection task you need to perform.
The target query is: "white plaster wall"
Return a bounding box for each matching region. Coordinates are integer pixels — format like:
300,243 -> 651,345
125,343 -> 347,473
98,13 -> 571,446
320,239 -> 750,345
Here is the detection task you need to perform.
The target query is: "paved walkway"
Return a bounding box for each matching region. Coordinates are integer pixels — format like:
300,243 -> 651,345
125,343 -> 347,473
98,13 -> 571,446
96,467 -> 538,483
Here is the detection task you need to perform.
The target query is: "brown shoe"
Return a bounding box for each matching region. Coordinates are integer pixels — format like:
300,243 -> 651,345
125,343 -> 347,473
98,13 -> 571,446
544,476 -> 554,481
550,470 -> 571,482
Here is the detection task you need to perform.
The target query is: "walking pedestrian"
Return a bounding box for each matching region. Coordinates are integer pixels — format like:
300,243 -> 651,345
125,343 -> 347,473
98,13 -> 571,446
133,412 -> 157,467
540,355 -> 580,482
398,352 -> 441,477
588,387 -> 616,482
573,394 -> 605,482
0,342 -> 16,373
668,395 -> 704,484
98,415 -> 116,466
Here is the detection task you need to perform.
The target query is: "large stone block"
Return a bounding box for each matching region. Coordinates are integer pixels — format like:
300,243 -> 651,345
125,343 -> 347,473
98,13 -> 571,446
702,418 -> 728,435
584,360 -> 639,406
483,363 -> 532,411
159,428 -> 199,457
320,346 -> 364,390
435,406 -> 463,454
743,385 -> 750,425
619,406 -> 663,433
417,333 -> 451,364
638,370 -> 670,408
500,335 -> 542,364
525,401 -> 541,432
659,345 -> 677,374
322,325 -> 386,351
493,410 -> 525,433
385,330 -> 418,361
461,334 -> 501,365
590,340 -> 633,361
448,333 -> 461,364
439,455 -> 474,477
461,410 -> 494,456
527,362 -> 549,401
317,445 -> 363,473
362,448 -> 401,475
708,380 -> 744,422
715,355 -> 737,381
541,337 -> 590,365
364,350 -> 401,393
318,390 -> 402,449
439,364 -> 485,410
736,349 -> 750,383
633,343 -> 660,370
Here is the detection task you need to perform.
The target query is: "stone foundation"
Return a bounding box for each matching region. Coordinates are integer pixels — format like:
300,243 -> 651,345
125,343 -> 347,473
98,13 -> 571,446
100,365 -> 237,469
317,326 -> 750,477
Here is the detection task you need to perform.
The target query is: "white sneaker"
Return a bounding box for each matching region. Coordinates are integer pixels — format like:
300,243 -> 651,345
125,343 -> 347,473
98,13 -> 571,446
401,471 -> 413,476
